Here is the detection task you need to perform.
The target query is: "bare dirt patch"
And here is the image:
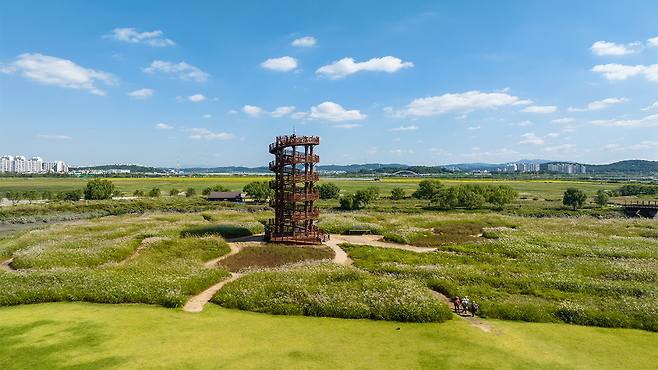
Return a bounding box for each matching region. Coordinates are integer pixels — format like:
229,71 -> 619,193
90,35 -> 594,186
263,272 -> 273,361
218,243 -> 335,272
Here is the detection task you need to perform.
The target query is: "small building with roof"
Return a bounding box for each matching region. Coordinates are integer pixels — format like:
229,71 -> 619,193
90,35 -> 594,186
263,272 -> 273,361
207,191 -> 243,202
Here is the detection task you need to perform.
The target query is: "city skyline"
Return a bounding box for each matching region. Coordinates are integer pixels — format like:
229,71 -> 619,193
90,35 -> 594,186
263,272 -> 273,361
2,1 -> 656,168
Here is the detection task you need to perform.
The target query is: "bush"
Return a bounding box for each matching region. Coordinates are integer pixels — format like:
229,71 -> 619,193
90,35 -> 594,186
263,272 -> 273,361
169,189 -> 180,196
185,187 -> 196,197
203,184 -> 231,196
212,262 -> 453,323
317,183 -> 340,200
391,187 -> 405,200
84,179 -> 115,200
148,188 -> 161,197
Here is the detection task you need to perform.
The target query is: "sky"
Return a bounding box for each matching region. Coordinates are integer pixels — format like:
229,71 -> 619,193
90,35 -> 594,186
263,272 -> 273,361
1,0 -> 657,168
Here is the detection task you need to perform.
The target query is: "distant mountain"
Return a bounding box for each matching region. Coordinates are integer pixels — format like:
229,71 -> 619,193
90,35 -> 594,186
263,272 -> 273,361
585,160 -> 658,174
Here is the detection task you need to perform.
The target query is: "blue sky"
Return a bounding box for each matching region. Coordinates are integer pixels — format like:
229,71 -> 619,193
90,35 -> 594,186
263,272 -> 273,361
1,0 -> 656,168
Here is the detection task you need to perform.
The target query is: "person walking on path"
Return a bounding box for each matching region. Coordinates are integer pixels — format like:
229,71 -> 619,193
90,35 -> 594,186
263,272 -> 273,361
453,296 -> 461,313
461,296 -> 469,314
469,300 -> 478,317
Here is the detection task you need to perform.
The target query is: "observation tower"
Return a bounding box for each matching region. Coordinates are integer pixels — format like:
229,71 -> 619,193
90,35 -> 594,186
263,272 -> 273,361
266,134 -> 329,244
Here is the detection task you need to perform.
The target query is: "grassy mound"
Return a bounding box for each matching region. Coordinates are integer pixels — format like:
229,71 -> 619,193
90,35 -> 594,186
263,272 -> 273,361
211,262 -> 452,322
218,244 -> 335,272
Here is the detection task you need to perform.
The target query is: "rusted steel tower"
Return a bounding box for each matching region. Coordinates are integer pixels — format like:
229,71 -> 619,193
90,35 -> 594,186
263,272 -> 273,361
266,134 -> 329,244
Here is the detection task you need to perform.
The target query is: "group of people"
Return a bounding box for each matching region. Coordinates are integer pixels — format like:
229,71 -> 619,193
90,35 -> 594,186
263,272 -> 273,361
453,295 -> 478,317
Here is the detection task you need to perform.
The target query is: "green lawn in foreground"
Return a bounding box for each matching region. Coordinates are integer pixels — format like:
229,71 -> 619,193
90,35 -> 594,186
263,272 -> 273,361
1,302 -> 656,370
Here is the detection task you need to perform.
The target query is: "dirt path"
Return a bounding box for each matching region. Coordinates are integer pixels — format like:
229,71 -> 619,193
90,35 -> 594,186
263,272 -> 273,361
329,234 -> 437,253
184,234 -> 265,313
0,257 -> 16,273
182,273 -> 242,313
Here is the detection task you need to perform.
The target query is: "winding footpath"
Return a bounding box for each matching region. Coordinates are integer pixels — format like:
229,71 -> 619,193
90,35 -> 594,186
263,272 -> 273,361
0,257 -> 15,273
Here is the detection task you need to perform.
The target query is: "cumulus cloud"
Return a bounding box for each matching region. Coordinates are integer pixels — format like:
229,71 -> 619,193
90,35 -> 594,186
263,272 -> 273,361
307,102 -> 367,121
590,41 -> 640,55
591,63 -> 658,82
388,126 -> 418,131
1,53 -> 117,95
270,106 -> 296,117
242,105 -> 267,117
142,61 -> 210,82
292,36 -> 316,47
563,125 -> 577,132
546,133 -> 559,138
127,88 -> 154,99
455,115 -> 467,120
183,127 -> 212,134
648,36 -> 658,48
182,127 -> 236,140
154,123 -> 173,130
105,28 -> 175,46
467,126 -> 481,130
188,94 -> 206,102
332,124 -> 362,128
260,56 -> 298,72
521,106 -> 557,113
515,121 -> 533,126
316,56 -> 413,79
601,141 -> 658,152
202,114 -> 212,118
568,97 -> 629,111
551,118 -> 576,123
642,102 -> 658,111
389,90 -> 529,118
390,149 -> 413,155
37,135 -> 71,139
205,133 -> 236,140
228,110 -> 237,114
291,112 -> 307,119
587,114 -> 658,128
516,133 -> 544,146
541,144 -> 576,153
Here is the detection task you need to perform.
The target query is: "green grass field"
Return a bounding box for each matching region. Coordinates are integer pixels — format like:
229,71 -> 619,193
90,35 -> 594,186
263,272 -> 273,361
1,302 -> 656,370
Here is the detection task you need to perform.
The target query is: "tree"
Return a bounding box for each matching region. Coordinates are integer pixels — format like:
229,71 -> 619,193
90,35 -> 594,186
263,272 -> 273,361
433,187 -> 459,209
84,179 -> 115,200
169,188 -> 180,196
563,188 -> 587,210
412,179 -> 444,200
148,187 -> 161,197
6,191 -> 22,205
133,189 -> 145,197
64,189 -> 84,201
202,184 -> 231,195
594,190 -> 609,207
185,187 -> 196,197
339,194 -> 356,210
41,190 -> 54,201
243,181 -> 273,203
317,183 -> 340,200
112,190 -> 123,198
487,185 -> 517,208
391,187 -> 405,200
24,190 -> 41,204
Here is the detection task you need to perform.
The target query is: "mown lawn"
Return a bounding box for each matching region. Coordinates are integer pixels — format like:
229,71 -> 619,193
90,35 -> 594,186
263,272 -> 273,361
1,302 -> 656,370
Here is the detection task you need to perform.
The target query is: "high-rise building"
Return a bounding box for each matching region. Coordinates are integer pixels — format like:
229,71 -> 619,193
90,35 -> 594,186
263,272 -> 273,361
0,155 -> 68,173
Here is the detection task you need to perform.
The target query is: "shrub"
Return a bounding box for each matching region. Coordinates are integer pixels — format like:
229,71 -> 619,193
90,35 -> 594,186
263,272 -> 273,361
391,187 -> 405,200
84,179 -> 115,200
317,183 -> 340,200
185,187 -> 196,197
169,189 -> 180,196
148,188 -> 161,197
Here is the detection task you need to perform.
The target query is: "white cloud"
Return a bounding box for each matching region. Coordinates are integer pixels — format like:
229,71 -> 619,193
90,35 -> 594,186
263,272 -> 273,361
648,37 -> 658,48
390,90 -> 527,117
587,114 -> 658,128
551,118 -> 576,123
292,36 -> 316,47
642,102 -> 658,111
521,106 -> 557,113
601,141 -> 658,152
202,114 -> 212,118
383,107 -> 394,114
37,135 -> 71,139
183,127 -> 212,134
455,115 -> 467,120
365,146 -> 378,154
390,149 -> 412,155
205,133 -> 236,140
260,56 -> 297,72
332,124 -> 362,128
188,94 -> 206,102
1,53 -> 117,96
242,105 -> 267,117
591,63 -> 658,82
546,133 -> 559,138
516,121 -> 533,126
154,123 -> 173,130
127,88 -> 154,99
590,41 -> 639,56
105,28 -> 176,46
316,56 -> 413,79
467,126 -> 481,130
493,87 -> 510,92
429,148 -> 451,156
189,134 -> 202,140
307,102 -> 367,121
541,144 -> 576,153
388,125 -> 418,131
228,110 -> 237,114
291,112 -> 307,119
563,125 -> 577,132
516,133 -> 544,146
270,106 -> 296,117
471,147 -> 479,150
567,97 -> 629,111
143,61 -> 210,82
